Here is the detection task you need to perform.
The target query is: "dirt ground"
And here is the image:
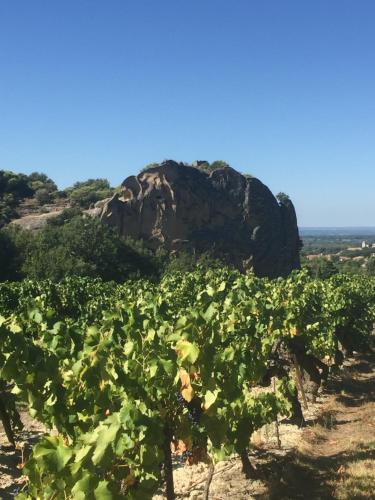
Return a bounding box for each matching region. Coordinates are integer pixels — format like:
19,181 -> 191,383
1,344 -> 375,499
0,411 -> 45,498
154,345 -> 375,499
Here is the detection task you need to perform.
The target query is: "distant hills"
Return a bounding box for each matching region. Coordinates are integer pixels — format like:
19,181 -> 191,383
300,227 -> 375,237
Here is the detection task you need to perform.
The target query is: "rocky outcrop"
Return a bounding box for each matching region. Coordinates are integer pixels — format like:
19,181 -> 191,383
10,210 -> 64,231
98,160 -> 301,277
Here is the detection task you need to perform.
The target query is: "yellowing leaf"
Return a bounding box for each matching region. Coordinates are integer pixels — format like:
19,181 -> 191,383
189,365 -> 200,381
290,326 -> 298,336
123,471 -> 136,488
181,386 -> 194,402
179,368 -> 190,388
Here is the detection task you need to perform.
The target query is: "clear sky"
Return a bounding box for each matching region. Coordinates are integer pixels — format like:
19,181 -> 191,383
0,0 -> 374,226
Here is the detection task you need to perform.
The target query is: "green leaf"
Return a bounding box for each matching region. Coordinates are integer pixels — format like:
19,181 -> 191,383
94,480 -> 113,499
204,389 -> 220,410
146,328 -> 156,341
74,445 -> 92,463
160,358 -> 174,375
124,341 -> 134,356
30,309 -> 43,324
203,303 -> 217,322
115,434 -> 134,455
148,361 -> 158,378
175,339 -> 199,364
92,420 -> 121,465
1,353 -> 19,379
33,438 -> 73,472
9,321 -> 22,333
71,471 -> 94,498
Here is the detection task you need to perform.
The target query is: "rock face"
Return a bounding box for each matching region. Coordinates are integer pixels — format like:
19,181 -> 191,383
99,161 -> 301,277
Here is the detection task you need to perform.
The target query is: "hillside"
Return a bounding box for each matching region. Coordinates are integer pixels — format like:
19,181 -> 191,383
1,161 -> 301,278
0,171 -> 115,230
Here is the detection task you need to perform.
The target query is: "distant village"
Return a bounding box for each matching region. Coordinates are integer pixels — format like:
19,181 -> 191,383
306,240 -> 375,268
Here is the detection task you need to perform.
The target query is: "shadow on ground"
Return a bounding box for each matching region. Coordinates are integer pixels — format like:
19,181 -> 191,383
254,345 -> 375,500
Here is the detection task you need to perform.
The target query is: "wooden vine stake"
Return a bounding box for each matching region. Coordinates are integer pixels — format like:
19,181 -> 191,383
272,377 -> 281,449
163,423 -> 175,500
240,449 -> 257,479
0,395 -> 15,447
292,354 -> 308,410
203,456 -> 215,500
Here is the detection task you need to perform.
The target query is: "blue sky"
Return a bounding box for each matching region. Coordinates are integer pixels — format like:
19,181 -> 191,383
0,0 -> 374,226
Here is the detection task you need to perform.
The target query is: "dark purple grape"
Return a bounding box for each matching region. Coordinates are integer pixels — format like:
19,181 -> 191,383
181,450 -> 193,462
175,391 -> 187,407
186,397 -> 202,425
175,392 -> 202,425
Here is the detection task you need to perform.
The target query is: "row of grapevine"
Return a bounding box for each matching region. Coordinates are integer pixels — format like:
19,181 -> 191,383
0,269 -> 374,498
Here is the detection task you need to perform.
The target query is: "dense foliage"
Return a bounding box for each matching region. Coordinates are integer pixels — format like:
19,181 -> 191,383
64,179 -> 115,208
0,270 -> 374,498
195,160 -> 231,172
303,254 -> 375,278
0,214 -> 229,283
0,216 -> 161,282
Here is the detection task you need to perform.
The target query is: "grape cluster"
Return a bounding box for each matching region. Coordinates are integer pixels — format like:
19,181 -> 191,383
175,391 -> 186,407
180,450 -> 193,463
186,397 -> 202,425
175,392 -> 202,425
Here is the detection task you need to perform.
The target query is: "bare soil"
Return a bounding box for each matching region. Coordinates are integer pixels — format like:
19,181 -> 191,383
154,345 -> 375,499
0,411 -> 45,498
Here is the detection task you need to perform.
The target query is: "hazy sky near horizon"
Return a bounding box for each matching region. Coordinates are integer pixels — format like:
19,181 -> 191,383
1,0 -> 374,226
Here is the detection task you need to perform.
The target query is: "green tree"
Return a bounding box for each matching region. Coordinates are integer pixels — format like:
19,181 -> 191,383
22,216 -> 158,281
194,160 -> 231,173
276,192 -> 290,204
47,207 -> 83,226
338,259 -> 363,275
0,170 -> 60,226
0,170 -> 33,199
64,179 -> 114,208
306,257 -> 338,279
365,257 -> 375,276
0,230 -> 18,281
209,160 -> 230,170
35,188 -> 51,205
0,225 -> 34,281
27,172 -> 57,194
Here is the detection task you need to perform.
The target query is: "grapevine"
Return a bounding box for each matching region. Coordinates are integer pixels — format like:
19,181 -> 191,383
0,269 -> 373,498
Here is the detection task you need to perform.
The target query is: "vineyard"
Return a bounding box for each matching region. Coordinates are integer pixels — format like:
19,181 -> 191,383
0,269 -> 374,499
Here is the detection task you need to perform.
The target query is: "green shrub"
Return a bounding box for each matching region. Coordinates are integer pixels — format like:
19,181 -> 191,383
64,179 -> 114,208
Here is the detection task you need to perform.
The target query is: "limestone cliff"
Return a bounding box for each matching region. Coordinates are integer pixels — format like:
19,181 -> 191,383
98,160 -> 301,277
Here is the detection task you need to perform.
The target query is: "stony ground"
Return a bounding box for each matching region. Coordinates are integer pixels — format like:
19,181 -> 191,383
1,345 -> 374,499
155,345 -> 375,499
0,411 -> 45,498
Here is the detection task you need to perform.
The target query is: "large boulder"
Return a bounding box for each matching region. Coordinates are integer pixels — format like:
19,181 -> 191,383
98,160 -> 301,277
